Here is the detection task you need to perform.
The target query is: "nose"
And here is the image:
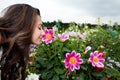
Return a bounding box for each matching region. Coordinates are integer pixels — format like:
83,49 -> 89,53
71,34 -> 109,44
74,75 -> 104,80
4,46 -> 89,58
41,29 -> 45,36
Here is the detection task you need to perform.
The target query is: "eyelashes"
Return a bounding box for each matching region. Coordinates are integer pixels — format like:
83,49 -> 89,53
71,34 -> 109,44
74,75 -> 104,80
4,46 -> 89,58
38,24 -> 44,30
38,26 -> 42,30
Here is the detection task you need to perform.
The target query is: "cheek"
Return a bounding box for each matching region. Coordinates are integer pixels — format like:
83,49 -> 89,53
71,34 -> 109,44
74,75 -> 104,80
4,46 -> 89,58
32,31 -> 38,42
32,27 -> 44,41
33,31 -> 40,39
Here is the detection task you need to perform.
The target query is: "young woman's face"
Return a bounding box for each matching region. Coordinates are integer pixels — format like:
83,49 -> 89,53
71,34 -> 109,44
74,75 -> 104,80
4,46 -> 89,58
32,15 -> 44,45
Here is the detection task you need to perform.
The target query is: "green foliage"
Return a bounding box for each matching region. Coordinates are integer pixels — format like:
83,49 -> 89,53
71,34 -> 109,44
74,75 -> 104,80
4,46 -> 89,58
86,27 -> 120,61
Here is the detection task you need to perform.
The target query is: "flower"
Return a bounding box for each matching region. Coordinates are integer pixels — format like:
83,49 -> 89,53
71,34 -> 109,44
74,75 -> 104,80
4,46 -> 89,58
80,33 -> 86,40
98,51 -> 106,58
68,31 -> 80,37
29,44 -> 37,53
52,25 -> 58,31
29,57 -> 36,62
89,51 -> 105,68
104,77 -> 109,80
58,33 -> 69,42
85,46 -> 91,53
42,29 -> 55,44
95,67 -> 105,72
64,50 -> 83,71
25,73 -> 40,80
100,45 -> 105,49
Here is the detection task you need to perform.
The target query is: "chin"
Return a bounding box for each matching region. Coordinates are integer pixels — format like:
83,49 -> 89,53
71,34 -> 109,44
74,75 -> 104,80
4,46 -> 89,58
34,42 -> 41,45
32,39 -> 42,45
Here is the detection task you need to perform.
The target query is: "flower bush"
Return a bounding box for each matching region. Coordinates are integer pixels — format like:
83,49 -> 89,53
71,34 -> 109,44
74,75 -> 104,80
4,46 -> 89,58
27,24 -> 120,80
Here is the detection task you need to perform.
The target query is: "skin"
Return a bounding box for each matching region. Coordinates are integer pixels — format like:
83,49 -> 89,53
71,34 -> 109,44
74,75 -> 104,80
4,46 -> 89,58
32,15 -> 44,45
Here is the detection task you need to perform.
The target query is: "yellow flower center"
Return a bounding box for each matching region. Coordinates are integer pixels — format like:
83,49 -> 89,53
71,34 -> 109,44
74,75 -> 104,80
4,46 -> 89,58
31,78 -> 34,80
70,57 -> 76,64
61,40 -> 65,42
46,34 -> 51,39
93,57 -> 99,63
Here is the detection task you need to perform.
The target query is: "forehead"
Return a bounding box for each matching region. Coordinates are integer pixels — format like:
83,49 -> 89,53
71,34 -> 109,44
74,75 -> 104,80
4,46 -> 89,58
36,15 -> 42,24
33,15 -> 42,29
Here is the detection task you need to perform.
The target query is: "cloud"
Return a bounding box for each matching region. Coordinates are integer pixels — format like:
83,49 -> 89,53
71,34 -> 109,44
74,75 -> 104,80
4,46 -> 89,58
0,0 -> 120,24
56,0 -> 120,16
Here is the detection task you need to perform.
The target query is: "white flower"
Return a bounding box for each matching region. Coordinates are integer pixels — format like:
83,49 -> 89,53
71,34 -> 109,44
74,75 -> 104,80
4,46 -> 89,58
29,52 -> 36,57
106,63 -> 113,68
107,57 -> 111,60
85,46 -> 91,53
115,62 -> 120,68
108,59 -> 115,63
25,73 -> 40,80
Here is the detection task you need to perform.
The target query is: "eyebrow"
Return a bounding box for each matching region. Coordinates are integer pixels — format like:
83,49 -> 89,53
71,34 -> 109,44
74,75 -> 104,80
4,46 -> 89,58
38,24 -> 43,27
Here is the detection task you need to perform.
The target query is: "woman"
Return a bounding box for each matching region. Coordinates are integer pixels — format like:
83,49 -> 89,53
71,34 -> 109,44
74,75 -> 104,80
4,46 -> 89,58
0,4 -> 44,80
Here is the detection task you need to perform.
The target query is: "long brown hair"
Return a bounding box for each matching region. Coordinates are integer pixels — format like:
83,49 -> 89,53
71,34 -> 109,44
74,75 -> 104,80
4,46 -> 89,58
0,4 -> 40,80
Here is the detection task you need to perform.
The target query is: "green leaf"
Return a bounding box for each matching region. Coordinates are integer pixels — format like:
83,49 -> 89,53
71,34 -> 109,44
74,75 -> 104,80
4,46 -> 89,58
54,67 -> 64,74
92,72 -> 104,77
63,47 -> 71,52
47,71 -> 53,79
41,71 -> 48,79
81,65 -> 88,71
60,75 -> 66,79
79,72 -> 85,80
47,63 -> 53,70
52,75 -> 59,80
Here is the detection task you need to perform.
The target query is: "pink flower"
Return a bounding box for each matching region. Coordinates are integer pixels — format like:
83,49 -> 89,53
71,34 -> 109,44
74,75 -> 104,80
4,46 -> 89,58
80,33 -> 86,40
64,50 -> 83,71
89,51 -> 105,68
42,29 -> 55,44
98,51 -> 106,58
52,25 -> 58,31
58,33 -> 69,42
68,31 -> 80,37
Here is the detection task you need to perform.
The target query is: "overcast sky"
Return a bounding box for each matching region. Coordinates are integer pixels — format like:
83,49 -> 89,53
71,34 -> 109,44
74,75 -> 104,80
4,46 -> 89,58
0,0 -> 120,24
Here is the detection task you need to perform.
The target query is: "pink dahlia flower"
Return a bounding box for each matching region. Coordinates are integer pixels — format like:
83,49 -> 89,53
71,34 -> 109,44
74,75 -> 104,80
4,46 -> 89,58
58,33 -> 69,42
89,51 -> 105,68
80,33 -> 86,40
42,29 -> 55,44
64,50 -> 83,71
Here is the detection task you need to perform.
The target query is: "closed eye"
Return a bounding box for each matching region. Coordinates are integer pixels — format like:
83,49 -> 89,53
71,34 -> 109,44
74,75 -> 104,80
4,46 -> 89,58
38,27 -> 42,30
38,24 -> 43,30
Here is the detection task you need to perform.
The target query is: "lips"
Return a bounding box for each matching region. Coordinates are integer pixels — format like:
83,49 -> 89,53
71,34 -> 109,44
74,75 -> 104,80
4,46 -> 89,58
38,36 -> 43,42
39,35 -> 42,39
